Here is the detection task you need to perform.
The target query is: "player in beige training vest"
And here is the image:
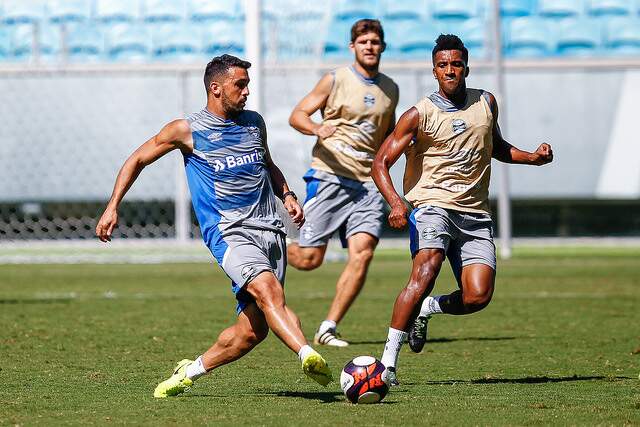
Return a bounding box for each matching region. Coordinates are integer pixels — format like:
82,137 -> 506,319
373,35 -> 553,385
287,19 -> 399,347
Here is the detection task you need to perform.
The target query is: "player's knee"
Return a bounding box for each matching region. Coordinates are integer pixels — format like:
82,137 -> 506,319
414,259 -> 442,288
462,288 -> 493,312
349,247 -> 374,270
293,251 -> 324,271
250,281 -> 285,310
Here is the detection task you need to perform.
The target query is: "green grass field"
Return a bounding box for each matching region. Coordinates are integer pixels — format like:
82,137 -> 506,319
1,248 -> 639,426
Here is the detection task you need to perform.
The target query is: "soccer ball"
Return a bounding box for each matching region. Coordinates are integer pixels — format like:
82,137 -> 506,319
340,356 -> 389,404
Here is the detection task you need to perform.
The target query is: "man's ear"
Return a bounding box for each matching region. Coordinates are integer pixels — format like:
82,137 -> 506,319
381,41 -> 386,52
210,80 -> 220,96
465,66 -> 470,78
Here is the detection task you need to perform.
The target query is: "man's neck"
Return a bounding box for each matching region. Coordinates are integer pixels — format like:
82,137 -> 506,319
438,85 -> 467,107
206,103 -> 231,120
352,61 -> 379,80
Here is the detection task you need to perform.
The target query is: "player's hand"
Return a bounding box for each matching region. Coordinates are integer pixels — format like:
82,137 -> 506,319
284,196 -> 305,228
388,202 -> 408,229
531,143 -> 553,165
313,124 -> 336,139
95,207 -> 118,242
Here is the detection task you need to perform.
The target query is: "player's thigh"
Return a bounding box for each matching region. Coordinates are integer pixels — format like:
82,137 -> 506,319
245,270 -> 286,307
460,263 -> 495,301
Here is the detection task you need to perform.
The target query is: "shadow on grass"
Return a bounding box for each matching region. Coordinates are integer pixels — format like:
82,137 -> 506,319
348,337 -> 517,346
272,390 -> 343,403
427,375 -> 634,385
0,298 -> 72,304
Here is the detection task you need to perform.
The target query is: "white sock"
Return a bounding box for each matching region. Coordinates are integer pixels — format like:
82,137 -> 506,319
317,320 -> 336,335
185,356 -> 207,381
380,327 -> 408,369
419,295 -> 444,317
298,344 -> 315,362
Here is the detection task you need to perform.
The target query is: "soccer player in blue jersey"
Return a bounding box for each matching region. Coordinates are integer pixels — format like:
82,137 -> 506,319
95,54 -> 332,398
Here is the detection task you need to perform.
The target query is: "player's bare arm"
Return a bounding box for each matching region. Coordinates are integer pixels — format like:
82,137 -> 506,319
263,134 -> 305,228
487,92 -> 554,165
95,119 -> 193,242
289,73 -> 336,139
372,107 -> 419,229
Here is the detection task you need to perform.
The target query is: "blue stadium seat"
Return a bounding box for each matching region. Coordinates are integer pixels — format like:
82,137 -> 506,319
152,25 -> 200,62
67,24 -> 104,62
604,17 -> 640,56
555,18 -> 602,56
142,0 -> 185,23
382,0 -> 426,21
201,21 -> 244,57
284,3 -> 328,21
10,24 -> 61,62
0,30 -> 9,61
188,0 -> 238,22
392,20 -> 439,60
538,0 -> 584,18
431,0 -> 479,21
323,20 -> 352,59
505,17 -> 551,57
2,0 -> 45,25
94,0 -> 140,24
274,17 -> 324,59
500,0 -> 537,17
333,0 -> 379,21
588,0 -> 633,17
106,24 -> 151,62
47,0 -> 91,24
459,18 -> 487,60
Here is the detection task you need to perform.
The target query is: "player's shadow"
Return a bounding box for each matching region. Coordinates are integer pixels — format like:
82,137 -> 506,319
272,390 -> 343,403
427,374 -> 633,385
428,336 -> 517,343
0,298 -> 72,304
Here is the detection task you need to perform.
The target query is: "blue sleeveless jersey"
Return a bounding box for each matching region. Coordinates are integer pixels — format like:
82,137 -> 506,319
184,109 -> 284,264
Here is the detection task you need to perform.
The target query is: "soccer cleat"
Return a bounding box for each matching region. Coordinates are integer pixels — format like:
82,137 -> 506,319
153,359 -> 194,398
408,315 -> 430,353
302,351 -> 333,386
382,366 -> 399,386
314,328 -> 349,347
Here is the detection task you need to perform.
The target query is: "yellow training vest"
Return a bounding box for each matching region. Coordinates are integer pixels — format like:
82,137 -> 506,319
403,88 -> 493,214
310,66 -> 399,182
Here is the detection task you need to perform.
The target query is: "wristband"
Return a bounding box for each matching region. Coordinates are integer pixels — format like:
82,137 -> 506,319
282,191 -> 297,201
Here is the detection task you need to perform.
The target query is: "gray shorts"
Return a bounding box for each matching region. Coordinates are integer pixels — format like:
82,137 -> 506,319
298,175 -> 385,248
409,205 -> 496,281
219,228 -> 286,314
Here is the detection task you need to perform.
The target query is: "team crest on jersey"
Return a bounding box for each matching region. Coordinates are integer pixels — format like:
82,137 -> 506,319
247,126 -> 261,140
452,119 -> 467,135
241,265 -> 255,280
363,93 -> 376,108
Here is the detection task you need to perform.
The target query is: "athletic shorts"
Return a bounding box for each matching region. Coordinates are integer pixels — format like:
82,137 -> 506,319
212,227 -> 286,315
298,174 -> 385,248
409,205 -> 496,283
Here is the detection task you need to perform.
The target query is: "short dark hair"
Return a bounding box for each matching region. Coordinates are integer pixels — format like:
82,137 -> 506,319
432,34 -> 468,64
350,18 -> 385,44
204,54 -> 251,91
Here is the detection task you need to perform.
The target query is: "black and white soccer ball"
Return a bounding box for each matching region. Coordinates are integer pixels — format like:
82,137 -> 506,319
340,356 -> 389,404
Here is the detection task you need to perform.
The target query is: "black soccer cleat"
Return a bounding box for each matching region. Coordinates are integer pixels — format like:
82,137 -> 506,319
408,315 -> 430,353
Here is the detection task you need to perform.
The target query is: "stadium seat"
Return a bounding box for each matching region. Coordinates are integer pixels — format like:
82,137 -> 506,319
382,0 -> 426,20
10,24 -> 61,62
94,0 -> 140,24
188,0 -> 238,22
67,24 -> 104,62
323,19 -> 352,59
47,0 -> 91,24
500,0 -> 537,17
394,20 -> 440,60
2,0 -> 45,25
459,18 -> 487,60
431,0 -> 479,21
538,0 -> 584,18
142,0 -> 185,23
201,21 -> 244,57
274,18 -> 324,59
587,0 -> 633,16
284,3 -> 329,21
152,25 -> 200,62
106,24 -> 151,62
604,17 -> 640,56
505,17 -> 551,57
555,18 -> 602,56
333,0 -> 379,21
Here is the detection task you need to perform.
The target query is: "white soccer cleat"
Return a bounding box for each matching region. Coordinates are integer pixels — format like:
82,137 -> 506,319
314,328 -> 349,347
381,366 -> 400,387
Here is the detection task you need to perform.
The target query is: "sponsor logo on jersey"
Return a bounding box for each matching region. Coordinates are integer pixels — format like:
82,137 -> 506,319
452,119 -> 467,135
364,93 -> 376,108
210,149 -> 264,172
207,132 -> 223,142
